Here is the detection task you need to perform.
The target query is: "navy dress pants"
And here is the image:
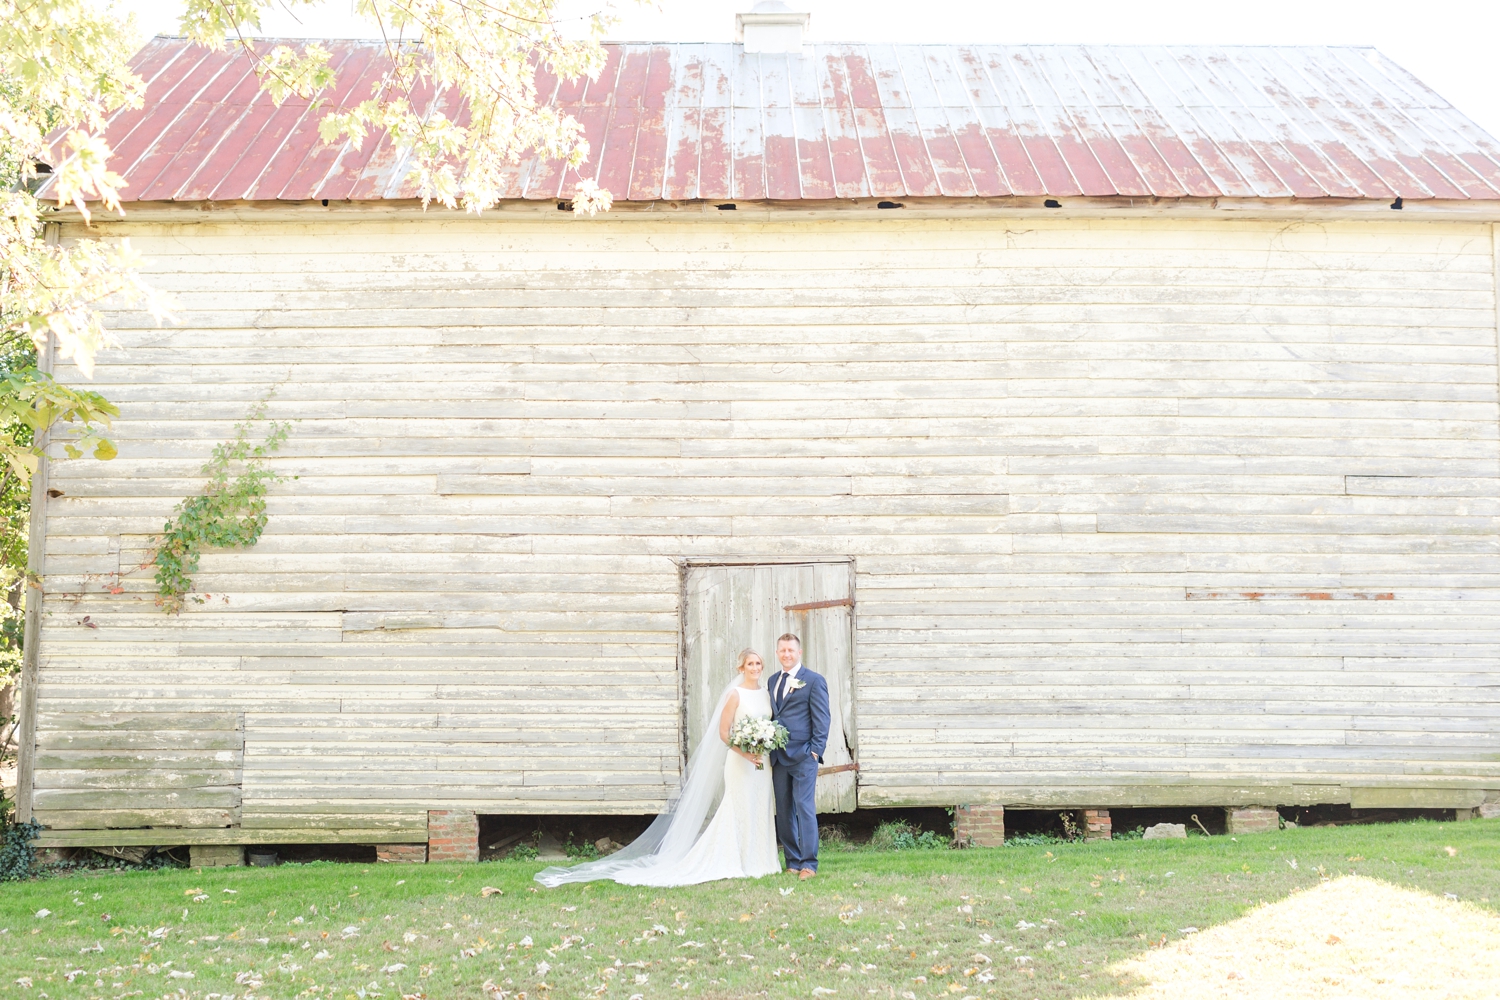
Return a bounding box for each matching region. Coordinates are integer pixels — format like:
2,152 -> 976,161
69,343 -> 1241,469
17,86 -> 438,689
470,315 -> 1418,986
772,752 -> 820,871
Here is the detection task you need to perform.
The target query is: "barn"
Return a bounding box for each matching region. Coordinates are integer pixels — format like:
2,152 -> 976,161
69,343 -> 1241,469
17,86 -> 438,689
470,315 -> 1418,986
15,14 -> 1500,862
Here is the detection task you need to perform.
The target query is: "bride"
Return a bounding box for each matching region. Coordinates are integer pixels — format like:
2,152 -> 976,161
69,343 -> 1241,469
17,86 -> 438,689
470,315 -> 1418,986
535,649 -> 780,887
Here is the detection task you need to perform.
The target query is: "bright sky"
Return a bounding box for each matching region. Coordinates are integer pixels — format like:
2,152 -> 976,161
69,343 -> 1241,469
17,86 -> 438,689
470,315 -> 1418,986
119,0 -> 1500,139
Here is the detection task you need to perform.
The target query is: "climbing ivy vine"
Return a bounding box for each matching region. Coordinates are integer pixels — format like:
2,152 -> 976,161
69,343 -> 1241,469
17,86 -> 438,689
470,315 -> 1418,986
153,398 -> 290,613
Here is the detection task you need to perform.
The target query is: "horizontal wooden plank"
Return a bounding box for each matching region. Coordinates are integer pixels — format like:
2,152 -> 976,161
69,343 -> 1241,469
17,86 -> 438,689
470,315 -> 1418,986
36,808 -> 238,829
35,769 -> 241,790
1348,786 -> 1488,809
33,788 -> 242,809
237,812 -> 430,831
37,712 -> 242,732
36,731 -> 245,751
34,827 -> 429,847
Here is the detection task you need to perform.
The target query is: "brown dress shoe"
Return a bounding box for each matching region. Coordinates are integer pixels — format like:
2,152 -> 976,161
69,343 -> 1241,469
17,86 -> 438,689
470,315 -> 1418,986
799,868 -> 816,880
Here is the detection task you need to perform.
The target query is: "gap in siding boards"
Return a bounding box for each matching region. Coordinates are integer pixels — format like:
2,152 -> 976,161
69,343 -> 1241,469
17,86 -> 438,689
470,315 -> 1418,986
30,215 -> 1500,823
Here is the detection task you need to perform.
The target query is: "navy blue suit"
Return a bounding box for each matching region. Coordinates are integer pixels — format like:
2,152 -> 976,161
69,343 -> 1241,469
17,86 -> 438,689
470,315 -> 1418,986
770,666 -> 830,871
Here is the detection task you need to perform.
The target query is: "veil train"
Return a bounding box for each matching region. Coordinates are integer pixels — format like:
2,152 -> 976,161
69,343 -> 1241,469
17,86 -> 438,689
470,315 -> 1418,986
534,681 -> 741,887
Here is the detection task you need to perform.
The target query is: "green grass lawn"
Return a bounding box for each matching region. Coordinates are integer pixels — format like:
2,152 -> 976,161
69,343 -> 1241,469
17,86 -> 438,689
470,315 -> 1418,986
2,820 -> 1496,1000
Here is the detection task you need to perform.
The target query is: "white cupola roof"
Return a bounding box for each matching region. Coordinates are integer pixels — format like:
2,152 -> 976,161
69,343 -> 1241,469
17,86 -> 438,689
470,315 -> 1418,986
735,1 -> 810,54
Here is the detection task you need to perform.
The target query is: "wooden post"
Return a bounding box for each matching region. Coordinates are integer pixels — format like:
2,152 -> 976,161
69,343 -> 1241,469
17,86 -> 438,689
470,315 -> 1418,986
13,238 -> 55,823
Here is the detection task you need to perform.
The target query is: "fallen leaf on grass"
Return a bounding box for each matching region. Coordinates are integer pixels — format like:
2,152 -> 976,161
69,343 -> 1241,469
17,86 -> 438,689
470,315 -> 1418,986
481,887 -> 504,897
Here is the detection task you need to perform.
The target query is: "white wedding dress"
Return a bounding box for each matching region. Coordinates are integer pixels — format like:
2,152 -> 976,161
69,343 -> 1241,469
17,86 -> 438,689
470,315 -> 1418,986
535,684 -> 780,887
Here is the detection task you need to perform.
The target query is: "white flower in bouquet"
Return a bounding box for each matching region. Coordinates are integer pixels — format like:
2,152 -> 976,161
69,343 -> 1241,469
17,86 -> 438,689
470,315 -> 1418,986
729,716 -> 789,769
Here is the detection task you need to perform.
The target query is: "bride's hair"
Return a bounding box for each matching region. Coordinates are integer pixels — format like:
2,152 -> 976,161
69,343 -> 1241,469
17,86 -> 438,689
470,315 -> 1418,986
734,648 -> 761,673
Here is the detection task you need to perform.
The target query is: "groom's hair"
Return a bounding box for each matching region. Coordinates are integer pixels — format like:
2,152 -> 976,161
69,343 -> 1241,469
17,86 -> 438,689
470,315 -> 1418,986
777,633 -> 802,648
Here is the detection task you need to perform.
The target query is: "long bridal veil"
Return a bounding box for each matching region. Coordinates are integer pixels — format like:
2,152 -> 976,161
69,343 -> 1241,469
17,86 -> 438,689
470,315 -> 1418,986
534,681 -> 741,887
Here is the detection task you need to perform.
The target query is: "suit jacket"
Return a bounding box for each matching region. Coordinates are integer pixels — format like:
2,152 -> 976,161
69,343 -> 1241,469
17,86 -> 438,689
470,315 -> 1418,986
769,667 -> 830,767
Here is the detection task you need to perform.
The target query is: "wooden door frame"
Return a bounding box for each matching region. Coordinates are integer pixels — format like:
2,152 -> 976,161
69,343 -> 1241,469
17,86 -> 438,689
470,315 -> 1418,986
675,557 -> 857,770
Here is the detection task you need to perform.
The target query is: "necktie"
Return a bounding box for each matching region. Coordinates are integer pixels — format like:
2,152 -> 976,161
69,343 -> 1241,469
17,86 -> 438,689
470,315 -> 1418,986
778,671 -> 788,707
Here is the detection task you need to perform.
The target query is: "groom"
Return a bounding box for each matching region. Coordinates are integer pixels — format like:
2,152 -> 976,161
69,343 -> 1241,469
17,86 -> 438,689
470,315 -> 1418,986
770,633 -> 830,880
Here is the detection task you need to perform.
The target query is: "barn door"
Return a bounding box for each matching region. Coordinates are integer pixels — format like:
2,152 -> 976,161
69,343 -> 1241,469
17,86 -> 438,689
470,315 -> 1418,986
682,561 -> 857,813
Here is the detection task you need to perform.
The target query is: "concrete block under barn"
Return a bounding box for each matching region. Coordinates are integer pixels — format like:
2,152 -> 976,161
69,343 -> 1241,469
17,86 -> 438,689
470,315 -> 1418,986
13,21 -> 1500,858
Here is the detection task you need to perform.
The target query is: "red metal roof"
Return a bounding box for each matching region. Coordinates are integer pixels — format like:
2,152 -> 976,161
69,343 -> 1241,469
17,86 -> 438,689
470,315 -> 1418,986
56,36 -> 1500,204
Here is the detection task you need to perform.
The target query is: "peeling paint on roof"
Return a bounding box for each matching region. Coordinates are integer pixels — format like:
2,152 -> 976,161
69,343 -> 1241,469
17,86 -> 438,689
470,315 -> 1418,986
55,36 -> 1500,204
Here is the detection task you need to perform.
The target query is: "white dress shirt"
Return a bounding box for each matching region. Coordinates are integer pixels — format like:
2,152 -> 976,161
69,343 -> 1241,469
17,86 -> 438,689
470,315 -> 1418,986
776,663 -> 802,702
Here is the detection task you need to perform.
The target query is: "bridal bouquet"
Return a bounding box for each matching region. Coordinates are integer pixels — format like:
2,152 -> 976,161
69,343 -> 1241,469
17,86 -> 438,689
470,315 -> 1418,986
728,717 -> 789,770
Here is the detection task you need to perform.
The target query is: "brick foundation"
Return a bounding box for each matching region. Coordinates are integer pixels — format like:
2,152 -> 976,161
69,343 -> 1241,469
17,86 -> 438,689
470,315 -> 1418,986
1226,805 -> 1280,834
190,845 -> 244,867
1083,809 -> 1112,840
1481,803 -> 1500,820
427,810 -> 479,862
377,843 -> 428,863
953,804 -> 1004,847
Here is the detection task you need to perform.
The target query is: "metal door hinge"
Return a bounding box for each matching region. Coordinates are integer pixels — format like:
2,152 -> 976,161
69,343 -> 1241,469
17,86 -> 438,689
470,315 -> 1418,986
783,597 -> 853,612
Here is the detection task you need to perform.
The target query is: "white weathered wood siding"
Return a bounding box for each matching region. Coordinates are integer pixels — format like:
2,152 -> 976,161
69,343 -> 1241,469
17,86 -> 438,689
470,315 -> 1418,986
29,213 -> 1500,838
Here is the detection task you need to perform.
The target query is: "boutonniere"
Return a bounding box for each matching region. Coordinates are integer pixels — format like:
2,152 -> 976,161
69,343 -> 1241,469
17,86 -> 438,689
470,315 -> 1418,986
789,679 -> 807,691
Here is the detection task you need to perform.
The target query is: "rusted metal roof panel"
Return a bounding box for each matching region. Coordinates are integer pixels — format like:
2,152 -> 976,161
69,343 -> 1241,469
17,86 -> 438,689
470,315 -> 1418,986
55,37 -> 1500,204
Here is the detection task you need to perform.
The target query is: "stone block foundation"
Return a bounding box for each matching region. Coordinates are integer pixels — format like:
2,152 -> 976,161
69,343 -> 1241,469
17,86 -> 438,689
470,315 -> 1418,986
954,804 -> 1005,847
1226,806 -> 1280,834
427,810 -> 479,862
190,845 -> 245,867
377,843 -> 428,863
1083,809 -> 1112,840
